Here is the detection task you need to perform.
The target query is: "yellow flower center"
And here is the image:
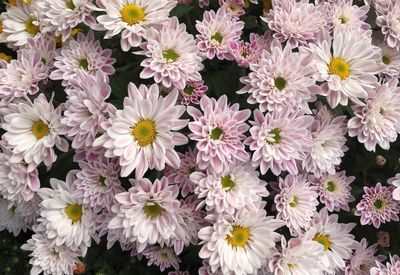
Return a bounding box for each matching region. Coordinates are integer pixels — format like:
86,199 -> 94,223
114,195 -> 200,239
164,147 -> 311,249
120,4 -> 145,25
313,233 -> 331,251
131,119 -> 157,147
326,181 -> 335,192
274,77 -> 287,91
226,225 -> 251,248
66,0 -> 76,10
0,20 -> 3,34
31,119 -> 49,140
338,16 -> 349,24
25,17 -> 39,36
210,127 -> 224,140
287,263 -> 295,270
163,49 -> 179,62
211,32 -> 223,44
221,175 -> 235,191
289,196 -> 298,207
0,53 -> 12,63
64,204 -> 83,222
267,128 -> 282,144
79,59 -> 89,70
8,0 -> 17,6
328,57 -> 350,80
143,201 -> 165,219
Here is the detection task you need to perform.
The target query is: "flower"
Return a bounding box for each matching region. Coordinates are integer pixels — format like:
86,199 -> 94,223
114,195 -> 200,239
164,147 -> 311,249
143,246 -> 181,272
238,41 -> 316,113
136,17 -> 203,90
300,30 -> 381,108
198,209 -> 284,275
379,42 -> 400,79
355,183 -> 400,228
50,30 -> 115,86
94,83 -> 188,178
371,254 -> 400,275
108,176 -> 184,253
376,0 -> 400,50
190,162 -> 269,215
178,80 -> 208,106
245,108 -> 314,175
2,94 -> 69,171
345,238 -> 384,275
218,0 -> 245,18
309,171 -> 355,212
187,95 -> 251,174
347,79 -> 400,152
388,173 -> 400,201
195,8 -> 244,60
94,0 -> 177,51
262,0 -> 327,48
301,208 -> 357,273
25,35 -> 56,70
37,171 -> 97,256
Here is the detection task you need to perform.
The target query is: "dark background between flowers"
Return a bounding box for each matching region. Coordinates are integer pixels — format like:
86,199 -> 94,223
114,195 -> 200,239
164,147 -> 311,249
0,0 -> 399,274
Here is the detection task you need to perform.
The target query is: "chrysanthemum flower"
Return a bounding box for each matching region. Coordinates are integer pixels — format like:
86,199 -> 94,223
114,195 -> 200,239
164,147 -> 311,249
274,174 -> 318,235
355,183 -> 400,228
371,254 -> 400,275
309,171 -> 355,212
300,30 -> 381,108
2,94 -> 68,171
245,108 -> 314,175
94,0 -> 177,51
178,80 -> 207,106
379,42 -> 400,79
191,162 -> 269,215
37,171 -> 97,256
238,42 -> 316,113
25,35 -> 56,71
348,79 -> 400,152
388,173 -> 400,201
301,208 -> 357,273
143,246 -> 181,272
50,31 -> 115,86
198,209 -> 284,275
187,95 -> 251,174
94,83 -> 188,178
108,176 -> 184,253
262,0 -> 327,48
219,0 -> 245,18
376,0 -> 400,50
196,8 -> 244,60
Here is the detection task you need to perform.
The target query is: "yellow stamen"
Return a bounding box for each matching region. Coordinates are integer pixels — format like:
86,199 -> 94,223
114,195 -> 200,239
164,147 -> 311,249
121,4 -> 145,25
226,225 -> 251,248
313,233 -> 331,251
0,53 -> 12,63
31,119 -> 49,140
64,204 -> 83,222
25,17 -> 39,36
143,202 -> 164,219
328,57 -> 350,80
131,119 -> 157,147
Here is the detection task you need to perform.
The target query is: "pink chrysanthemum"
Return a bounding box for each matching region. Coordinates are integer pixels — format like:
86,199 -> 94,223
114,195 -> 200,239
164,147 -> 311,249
219,0 -> 245,18
274,174 -> 319,235
195,8 -> 244,60
345,238 -> 384,275
309,171 -> 355,212
355,183 -> 400,228
187,95 -> 251,174
262,0 -> 327,48
136,17 -> 203,90
376,0 -> 400,50
108,177 -> 185,253
371,254 -> 400,275
238,41 -> 316,113
245,108 -> 314,175
50,31 -> 115,86
25,35 -> 56,71
178,80 -> 208,106
94,83 -> 188,178
379,42 -> 400,79
143,246 -> 181,272
387,173 -> 400,201
348,79 -> 400,152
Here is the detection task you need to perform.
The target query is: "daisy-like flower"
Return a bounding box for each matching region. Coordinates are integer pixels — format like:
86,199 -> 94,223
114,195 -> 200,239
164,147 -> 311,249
245,109 -> 314,176
190,162 -> 269,215
301,208 -> 357,274
303,103 -> 348,176
25,35 -> 56,70
94,0 -> 177,51
219,0 -> 245,18
143,246 -> 181,272
388,173 -> 400,201
198,209 -> 284,275
274,174 -> 319,235
238,41 -> 316,113
74,152 -> 123,213
270,237 -> 326,275
371,254 -> 400,275
355,183 -> 400,228
37,0 -> 96,41
0,48 -> 48,103
37,171 -> 97,256
1,0 -> 42,47
376,0 -> 400,50
2,94 -> 68,171
50,31 -> 115,86
347,79 -> 400,152
178,80 -> 208,106
136,17 -> 203,90
108,176 -> 184,253
195,8 -> 244,60
309,171 -> 355,212
60,71 -> 116,149
21,227 -> 82,275
187,95 -> 251,174
262,0 -> 327,48
345,238 -> 384,275
379,42 -> 400,79
300,30 -> 381,108
93,83 -> 188,178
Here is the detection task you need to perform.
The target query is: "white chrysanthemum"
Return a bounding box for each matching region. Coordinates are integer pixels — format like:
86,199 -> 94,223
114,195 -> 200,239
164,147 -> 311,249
199,209 -> 284,275
37,171 -> 96,256
301,208 -> 357,274
94,83 -> 188,178
345,238 -> 384,275
143,246 -> 181,272
379,42 -> 400,78
300,31 -> 381,108
191,162 -> 269,215
2,94 -> 68,171
94,0 -> 177,51
388,172 -> 400,201
376,0 -> 400,50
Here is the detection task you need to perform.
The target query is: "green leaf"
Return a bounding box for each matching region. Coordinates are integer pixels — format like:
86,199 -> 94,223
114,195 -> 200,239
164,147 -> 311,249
170,4 -> 193,18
